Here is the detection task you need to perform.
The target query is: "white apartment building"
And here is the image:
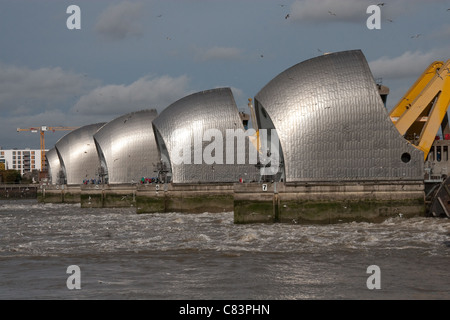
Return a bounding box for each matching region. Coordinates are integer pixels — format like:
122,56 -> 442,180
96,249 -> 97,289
0,148 -> 46,175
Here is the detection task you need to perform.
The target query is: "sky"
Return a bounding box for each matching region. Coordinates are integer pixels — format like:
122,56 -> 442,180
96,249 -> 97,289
1,0 -> 450,150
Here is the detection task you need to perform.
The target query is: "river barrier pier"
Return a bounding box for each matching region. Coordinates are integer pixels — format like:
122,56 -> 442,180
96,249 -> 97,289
34,181 -> 425,224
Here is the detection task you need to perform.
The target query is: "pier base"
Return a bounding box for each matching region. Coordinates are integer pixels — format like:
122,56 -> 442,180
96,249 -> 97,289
234,182 -> 425,224
36,181 -> 426,224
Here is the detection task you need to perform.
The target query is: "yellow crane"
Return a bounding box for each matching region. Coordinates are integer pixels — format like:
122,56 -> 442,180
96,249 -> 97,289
390,60 -> 450,160
17,126 -> 79,171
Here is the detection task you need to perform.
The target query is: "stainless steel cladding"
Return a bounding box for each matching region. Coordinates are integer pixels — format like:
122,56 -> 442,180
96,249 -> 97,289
152,88 -> 259,184
46,148 -> 62,185
55,123 -> 106,185
93,110 -> 160,184
254,50 -> 423,183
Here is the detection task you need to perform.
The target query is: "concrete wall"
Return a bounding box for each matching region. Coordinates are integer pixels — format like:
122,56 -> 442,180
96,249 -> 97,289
136,183 -> 234,214
37,181 -> 426,224
38,185 -> 81,203
234,182 -> 425,224
81,184 -> 137,208
0,185 -> 37,199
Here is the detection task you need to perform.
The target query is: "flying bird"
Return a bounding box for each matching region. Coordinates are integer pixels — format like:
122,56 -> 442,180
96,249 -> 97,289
387,18 -> 394,22
377,3 -> 385,6
411,33 -> 422,38
328,10 -> 337,16
285,14 -> 290,19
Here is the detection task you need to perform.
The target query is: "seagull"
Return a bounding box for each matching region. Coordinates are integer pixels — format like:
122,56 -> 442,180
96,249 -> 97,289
411,33 -> 422,38
377,2 -> 385,6
328,10 -> 337,16
285,14 -> 290,19
387,18 -> 394,22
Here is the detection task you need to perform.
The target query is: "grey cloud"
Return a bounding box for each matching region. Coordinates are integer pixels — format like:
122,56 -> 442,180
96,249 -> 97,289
72,75 -> 192,116
0,63 -> 99,115
369,51 -> 442,80
289,0 -> 372,23
197,47 -> 243,61
288,0 -> 445,24
95,1 -> 145,40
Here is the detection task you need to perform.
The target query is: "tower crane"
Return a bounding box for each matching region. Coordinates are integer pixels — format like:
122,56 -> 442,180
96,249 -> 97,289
16,126 -> 79,172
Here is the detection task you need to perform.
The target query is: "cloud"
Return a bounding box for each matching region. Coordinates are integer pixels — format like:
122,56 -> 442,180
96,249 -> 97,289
71,75 -> 192,116
0,63 -> 99,115
369,51 -> 442,80
196,46 -> 243,61
95,1 -> 145,40
289,0 -> 448,24
289,0 -> 372,23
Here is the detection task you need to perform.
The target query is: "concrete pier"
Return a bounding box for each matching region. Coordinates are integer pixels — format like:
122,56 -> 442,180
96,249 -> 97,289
36,181 -> 426,224
81,184 -> 137,208
38,185 -> 80,204
234,181 -> 425,224
136,183 -> 234,214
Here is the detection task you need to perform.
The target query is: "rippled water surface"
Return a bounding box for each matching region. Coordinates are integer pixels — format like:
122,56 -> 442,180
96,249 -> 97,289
0,200 -> 449,299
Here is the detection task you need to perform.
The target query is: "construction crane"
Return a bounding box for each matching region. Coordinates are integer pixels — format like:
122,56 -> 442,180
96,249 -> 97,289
389,59 -> 450,218
390,60 -> 450,160
17,126 -> 79,172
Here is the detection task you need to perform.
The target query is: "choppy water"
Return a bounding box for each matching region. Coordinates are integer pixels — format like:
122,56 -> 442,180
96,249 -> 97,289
0,199 -> 449,300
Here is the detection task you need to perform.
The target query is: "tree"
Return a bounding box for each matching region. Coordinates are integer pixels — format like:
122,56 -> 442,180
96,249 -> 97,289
0,170 -> 22,184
